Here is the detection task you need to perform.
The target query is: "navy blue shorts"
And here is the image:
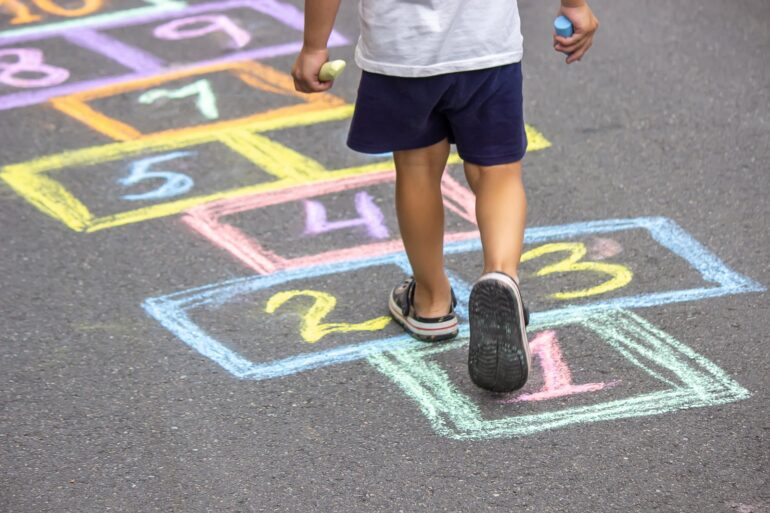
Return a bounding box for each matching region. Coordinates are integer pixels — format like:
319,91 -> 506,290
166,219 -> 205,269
347,62 -> 527,166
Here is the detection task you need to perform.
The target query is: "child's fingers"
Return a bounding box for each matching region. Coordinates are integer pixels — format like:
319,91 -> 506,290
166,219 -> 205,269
565,40 -> 593,64
553,34 -> 578,47
553,34 -> 588,54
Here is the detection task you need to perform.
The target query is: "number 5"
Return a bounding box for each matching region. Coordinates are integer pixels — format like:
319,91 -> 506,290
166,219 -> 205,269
119,151 -> 195,201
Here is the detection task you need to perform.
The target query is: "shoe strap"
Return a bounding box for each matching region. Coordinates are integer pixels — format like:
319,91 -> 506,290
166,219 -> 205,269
403,278 -> 416,317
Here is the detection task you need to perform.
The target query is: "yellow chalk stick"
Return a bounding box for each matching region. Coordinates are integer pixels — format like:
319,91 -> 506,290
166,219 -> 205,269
319,60 -> 346,82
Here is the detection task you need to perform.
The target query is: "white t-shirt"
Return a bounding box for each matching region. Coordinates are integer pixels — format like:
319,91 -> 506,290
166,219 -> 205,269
354,0 -> 523,78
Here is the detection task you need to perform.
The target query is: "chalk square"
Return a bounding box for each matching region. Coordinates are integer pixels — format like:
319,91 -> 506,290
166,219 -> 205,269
0,0 -> 349,111
367,309 -> 751,440
2,111 -> 546,231
0,102 -> 357,232
102,2 -> 303,65
0,39 -> 128,96
181,171 -> 480,274
0,0 -> 185,36
49,60 -> 346,141
142,217 -> 763,381
55,141 -> 282,217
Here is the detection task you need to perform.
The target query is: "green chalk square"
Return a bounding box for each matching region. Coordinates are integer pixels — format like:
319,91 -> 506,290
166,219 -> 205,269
367,309 -> 750,440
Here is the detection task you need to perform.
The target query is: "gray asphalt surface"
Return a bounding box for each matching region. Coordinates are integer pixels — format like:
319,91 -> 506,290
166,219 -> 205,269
2,0 -> 769,512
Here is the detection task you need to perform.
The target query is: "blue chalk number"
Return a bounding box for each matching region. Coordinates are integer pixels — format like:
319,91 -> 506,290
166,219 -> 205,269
119,151 -> 195,201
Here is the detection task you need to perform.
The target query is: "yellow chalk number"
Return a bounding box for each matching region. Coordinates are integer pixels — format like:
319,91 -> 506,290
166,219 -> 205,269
265,290 -> 391,343
522,242 -> 633,300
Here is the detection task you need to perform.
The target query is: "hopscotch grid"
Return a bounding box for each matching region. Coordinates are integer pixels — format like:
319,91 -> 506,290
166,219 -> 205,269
2,92 -> 551,231
0,105 -> 356,231
141,217 -> 764,382
48,60 -> 348,141
0,0 -> 350,111
368,310 -> 750,440
182,170 -> 482,275
0,1 -> 188,39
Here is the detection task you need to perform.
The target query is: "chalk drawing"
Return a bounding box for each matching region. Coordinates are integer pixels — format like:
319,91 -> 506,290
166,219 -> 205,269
587,236 -> 623,260
182,172 -> 480,274
23,0 -> 103,18
153,14 -> 251,49
1,0 -> 108,26
62,28 -> 166,72
303,191 -> 389,239
264,289 -> 391,343
1,0 -> 42,25
2,83 -> 552,232
138,79 -> 220,120
0,47 -> 69,87
142,217 -> 764,381
498,330 -> 619,403
0,0 -> 350,110
0,104 -> 350,231
118,151 -> 194,201
367,309 -> 751,439
520,242 -> 632,300
0,2 -> 187,38
50,60 -> 346,140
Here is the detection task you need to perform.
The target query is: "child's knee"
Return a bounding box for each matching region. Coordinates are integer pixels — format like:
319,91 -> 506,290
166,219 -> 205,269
473,161 -> 523,187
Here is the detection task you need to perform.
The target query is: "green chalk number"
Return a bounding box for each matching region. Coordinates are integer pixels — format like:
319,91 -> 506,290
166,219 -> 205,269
138,79 -> 220,120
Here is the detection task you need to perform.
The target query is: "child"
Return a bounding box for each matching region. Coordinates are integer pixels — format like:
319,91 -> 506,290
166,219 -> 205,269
293,0 -> 599,392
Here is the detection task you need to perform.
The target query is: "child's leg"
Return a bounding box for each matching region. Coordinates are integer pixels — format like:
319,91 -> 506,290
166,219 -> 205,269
464,159 -> 529,392
463,161 -> 526,279
393,138 -> 452,318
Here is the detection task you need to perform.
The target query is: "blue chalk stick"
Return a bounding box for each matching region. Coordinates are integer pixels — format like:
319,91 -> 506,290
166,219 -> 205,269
554,15 -> 574,37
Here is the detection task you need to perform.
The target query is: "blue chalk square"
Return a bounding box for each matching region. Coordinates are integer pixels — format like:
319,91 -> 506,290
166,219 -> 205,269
142,217 -> 764,380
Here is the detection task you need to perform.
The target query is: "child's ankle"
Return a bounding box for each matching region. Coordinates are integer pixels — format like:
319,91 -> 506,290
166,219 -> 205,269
483,267 -> 519,284
412,278 -> 452,318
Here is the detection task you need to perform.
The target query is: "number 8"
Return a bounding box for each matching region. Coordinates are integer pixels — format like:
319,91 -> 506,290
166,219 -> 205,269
0,48 -> 69,88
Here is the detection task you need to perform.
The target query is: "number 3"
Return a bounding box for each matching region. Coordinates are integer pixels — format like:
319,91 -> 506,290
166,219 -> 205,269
265,290 -> 391,343
521,242 -> 633,300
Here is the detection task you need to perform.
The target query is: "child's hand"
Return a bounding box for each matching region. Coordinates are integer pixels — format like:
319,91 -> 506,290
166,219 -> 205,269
292,47 -> 334,93
553,3 -> 599,64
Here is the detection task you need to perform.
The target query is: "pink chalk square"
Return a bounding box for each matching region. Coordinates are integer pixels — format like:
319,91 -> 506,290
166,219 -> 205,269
181,170 -> 481,274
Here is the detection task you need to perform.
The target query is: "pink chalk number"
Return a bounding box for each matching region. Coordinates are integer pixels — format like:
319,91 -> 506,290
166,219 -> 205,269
153,15 -> 252,49
303,191 -> 389,240
0,48 -> 69,88
502,330 -> 619,403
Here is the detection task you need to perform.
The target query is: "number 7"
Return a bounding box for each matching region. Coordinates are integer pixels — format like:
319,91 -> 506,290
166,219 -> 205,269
138,79 -> 220,120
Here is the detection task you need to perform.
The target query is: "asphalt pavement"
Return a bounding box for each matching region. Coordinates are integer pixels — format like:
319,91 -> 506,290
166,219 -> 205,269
1,0 -> 769,511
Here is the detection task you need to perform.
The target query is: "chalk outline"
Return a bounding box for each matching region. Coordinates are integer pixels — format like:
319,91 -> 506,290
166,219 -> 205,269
141,216 -> 764,381
0,0 -> 349,110
367,309 -> 751,440
0,1 -> 187,39
181,171 -> 483,274
0,105 -> 352,232
1,91 -> 550,232
49,60 -> 347,141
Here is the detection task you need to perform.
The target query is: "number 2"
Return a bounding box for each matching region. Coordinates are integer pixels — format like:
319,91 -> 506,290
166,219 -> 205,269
265,290 -> 391,343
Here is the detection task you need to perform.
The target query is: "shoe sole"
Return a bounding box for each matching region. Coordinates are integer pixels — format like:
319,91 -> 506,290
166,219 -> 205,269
467,273 -> 530,392
388,293 -> 459,342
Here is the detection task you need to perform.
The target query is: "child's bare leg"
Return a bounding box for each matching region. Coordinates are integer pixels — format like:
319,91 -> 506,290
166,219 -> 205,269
463,161 -> 526,279
393,139 -> 452,317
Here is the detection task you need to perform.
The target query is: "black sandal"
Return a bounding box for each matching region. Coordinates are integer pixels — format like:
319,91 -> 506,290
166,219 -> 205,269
388,277 -> 459,342
468,272 -> 530,392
